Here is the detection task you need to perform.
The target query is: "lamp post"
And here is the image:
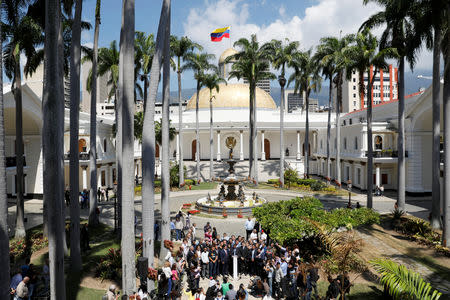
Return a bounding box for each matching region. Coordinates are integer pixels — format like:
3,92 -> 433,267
347,180 -> 352,208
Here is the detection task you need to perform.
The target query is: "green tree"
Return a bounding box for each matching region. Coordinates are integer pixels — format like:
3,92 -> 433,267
3,0 -> 43,239
264,38 -> 300,187
200,72 -> 226,181
315,37 -> 339,184
346,28 -> 398,208
183,52 -> 217,182
288,50 -> 322,177
43,0 -> 66,297
170,35 -> 203,187
120,0 -> 136,294
227,34 -> 275,183
135,31 -> 155,111
362,0 -> 423,211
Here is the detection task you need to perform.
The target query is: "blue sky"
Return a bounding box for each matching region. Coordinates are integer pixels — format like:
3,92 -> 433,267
80,0 -> 434,91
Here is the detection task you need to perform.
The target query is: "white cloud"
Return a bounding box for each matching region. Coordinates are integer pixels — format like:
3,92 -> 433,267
183,0 -> 433,71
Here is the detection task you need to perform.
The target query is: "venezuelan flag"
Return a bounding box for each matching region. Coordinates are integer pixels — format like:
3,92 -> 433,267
210,26 -> 230,42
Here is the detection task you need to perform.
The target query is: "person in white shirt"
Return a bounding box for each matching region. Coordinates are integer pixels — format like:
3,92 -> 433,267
260,230 -> 267,243
201,249 -> 210,279
245,217 -> 254,240
249,229 -> 258,242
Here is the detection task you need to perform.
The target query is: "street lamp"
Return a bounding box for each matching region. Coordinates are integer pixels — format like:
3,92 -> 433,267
347,180 -> 352,208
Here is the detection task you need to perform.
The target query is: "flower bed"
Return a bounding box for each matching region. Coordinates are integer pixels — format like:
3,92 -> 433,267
9,232 -> 48,263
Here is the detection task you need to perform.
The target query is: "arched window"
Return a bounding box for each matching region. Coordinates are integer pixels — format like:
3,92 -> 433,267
343,138 -> 347,150
354,137 -> 358,150
103,138 -> 107,153
374,135 -> 383,150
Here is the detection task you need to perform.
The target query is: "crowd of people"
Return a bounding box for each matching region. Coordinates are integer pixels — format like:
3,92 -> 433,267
9,258 -> 50,300
155,216 -> 351,300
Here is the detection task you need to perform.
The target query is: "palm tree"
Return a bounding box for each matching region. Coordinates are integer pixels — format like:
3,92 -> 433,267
200,73 -> 226,181
170,36 -> 202,187
183,52 -> 217,182
264,39 -> 299,187
142,0 -> 171,276
120,0 -> 136,294
315,37 -> 339,184
89,0 -> 101,226
413,0 -> 447,229
227,35 -> 275,182
3,0 -> 43,239
362,0 -> 423,211
312,34 -> 353,187
0,2 -> 11,296
346,28 -> 398,208
135,31 -> 155,112
43,0 -> 66,297
69,0 -> 83,272
288,50 -> 322,178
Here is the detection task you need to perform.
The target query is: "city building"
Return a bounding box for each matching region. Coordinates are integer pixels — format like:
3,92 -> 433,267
340,65 -> 399,112
284,89 -> 319,112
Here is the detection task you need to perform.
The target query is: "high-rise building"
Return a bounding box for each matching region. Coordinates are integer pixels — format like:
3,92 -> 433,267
244,73 -> 271,94
284,89 -> 318,112
340,64 -> 398,112
81,60 -> 110,113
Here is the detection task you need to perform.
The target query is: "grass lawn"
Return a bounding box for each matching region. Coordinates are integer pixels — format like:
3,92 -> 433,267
316,281 -> 384,299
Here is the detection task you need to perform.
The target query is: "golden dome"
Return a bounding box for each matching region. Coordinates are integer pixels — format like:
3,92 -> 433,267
186,83 -> 276,110
218,48 -> 238,64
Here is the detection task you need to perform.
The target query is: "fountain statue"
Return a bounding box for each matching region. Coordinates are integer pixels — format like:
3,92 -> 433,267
195,136 -> 267,214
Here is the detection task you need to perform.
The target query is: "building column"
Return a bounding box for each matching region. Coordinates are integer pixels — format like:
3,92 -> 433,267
176,132 -> 180,161
296,131 -> 301,160
217,131 -> 221,161
239,130 -> 244,161
97,164 -> 102,187
261,131 -> 265,161
375,163 -> 381,187
108,163 -> 113,188
82,165 -> 88,190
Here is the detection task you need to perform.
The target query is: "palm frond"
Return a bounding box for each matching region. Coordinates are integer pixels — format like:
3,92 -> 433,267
371,259 -> 442,300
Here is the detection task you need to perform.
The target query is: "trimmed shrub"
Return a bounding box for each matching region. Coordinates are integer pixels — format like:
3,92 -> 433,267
297,179 -> 316,186
170,163 -> 187,187
310,180 -> 326,191
185,179 -> 195,186
284,168 -> 299,184
267,179 -> 279,185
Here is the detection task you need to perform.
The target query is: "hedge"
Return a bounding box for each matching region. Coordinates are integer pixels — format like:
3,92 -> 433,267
253,197 -> 379,245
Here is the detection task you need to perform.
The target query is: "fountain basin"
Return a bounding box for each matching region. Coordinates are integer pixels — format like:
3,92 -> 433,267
195,196 -> 267,215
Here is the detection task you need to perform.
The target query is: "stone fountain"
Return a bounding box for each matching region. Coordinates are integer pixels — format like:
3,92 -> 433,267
196,136 -> 266,215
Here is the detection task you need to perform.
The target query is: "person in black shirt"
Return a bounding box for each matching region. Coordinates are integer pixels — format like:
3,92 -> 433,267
209,246 -> 218,278
325,275 -> 340,300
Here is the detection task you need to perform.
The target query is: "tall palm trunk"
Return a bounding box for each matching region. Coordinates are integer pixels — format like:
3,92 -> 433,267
44,0 -> 66,297
335,73 -> 342,186
279,76 -> 285,187
178,60 -> 184,187
195,80 -> 200,182
431,27 -> 442,229
116,1 -> 124,237
89,0 -> 101,226
442,5 -> 450,246
305,92 -> 310,177
367,74 -> 376,209
160,0 -> 171,260
143,0 -> 169,284
209,92 -> 213,181
0,10 -> 11,297
13,57 -> 25,239
326,77 -> 332,182
248,84 -> 254,179
397,57 -> 406,210
253,87 -> 258,184
120,0 -> 136,294
69,0 -> 83,271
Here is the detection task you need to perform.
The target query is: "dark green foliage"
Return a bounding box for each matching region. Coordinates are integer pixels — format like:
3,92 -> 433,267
284,168 -> 298,185
253,197 -> 379,245
95,248 -> 122,281
310,180 -> 326,191
170,163 -> 187,187
296,178 -> 317,186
